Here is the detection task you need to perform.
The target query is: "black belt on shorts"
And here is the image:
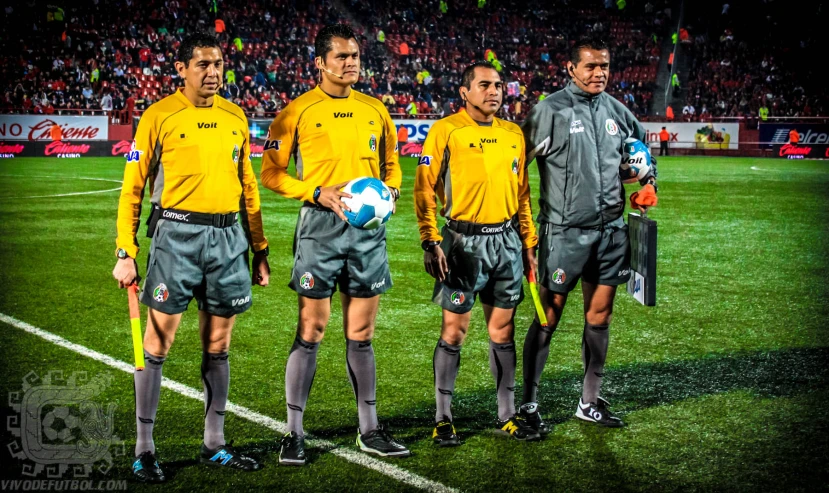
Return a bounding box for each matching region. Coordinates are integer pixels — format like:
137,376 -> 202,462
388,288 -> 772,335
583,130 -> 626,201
302,201 -> 334,212
446,217 -> 516,235
158,207 -> 238,228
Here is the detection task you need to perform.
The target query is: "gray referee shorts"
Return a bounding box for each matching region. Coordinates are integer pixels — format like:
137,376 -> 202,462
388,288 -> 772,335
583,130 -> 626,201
140,219 -> 252,316
432,224 -> 524,314
538,216 -> 631,294
290,205 -> 392,299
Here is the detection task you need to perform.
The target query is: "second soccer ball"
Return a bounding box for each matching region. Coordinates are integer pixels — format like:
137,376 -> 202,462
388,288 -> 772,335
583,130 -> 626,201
620,138 -> 652,183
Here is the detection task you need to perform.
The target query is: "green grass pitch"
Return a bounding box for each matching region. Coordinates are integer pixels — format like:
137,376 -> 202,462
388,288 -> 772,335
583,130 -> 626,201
1,156 -> 827,491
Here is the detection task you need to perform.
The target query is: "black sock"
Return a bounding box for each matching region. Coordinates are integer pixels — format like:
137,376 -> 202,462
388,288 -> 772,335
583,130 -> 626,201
285,335 -> 319,437
489,340 -> 517,422
433,339 -> 461,422
346,339 -> 378,433
201,351 -> 229,449
522,319 -> 555,404
582,323 -> 609,404
135,350 -> 165,456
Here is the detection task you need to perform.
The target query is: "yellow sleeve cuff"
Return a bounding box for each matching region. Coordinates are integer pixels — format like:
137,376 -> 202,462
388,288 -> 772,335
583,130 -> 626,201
116,244 -> 139,259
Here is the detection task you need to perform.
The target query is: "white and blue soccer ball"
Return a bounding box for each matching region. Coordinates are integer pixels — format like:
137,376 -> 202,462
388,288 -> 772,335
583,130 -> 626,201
621,137 -> 652,183
341,177 -> 394,229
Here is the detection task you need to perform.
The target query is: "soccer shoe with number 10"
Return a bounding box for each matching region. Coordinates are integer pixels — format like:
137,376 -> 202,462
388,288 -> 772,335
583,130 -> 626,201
575,397 -> 625,427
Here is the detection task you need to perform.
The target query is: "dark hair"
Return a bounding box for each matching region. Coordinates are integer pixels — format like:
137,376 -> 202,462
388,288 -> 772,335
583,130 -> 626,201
315,24 -> 358,60
569,36 -> 609,66
177,32 -> 222,67
461,61 -> 498,89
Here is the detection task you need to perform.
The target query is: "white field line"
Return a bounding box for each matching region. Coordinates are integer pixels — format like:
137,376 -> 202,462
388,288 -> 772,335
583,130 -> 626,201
0,312 -> 457,493
17,188 -> 122,198
0,175 -> 123,199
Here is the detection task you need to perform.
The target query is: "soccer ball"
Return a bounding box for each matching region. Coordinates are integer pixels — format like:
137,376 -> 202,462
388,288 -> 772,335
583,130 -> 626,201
620,138 -> 652,183
341,177 -> 394,229
42,406 -> 78,442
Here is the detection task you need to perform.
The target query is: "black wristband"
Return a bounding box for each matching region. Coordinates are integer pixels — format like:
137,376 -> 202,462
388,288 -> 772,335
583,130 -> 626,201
254,246 -> 269,257
389,187 -> 400,201
421,240 -> 440,251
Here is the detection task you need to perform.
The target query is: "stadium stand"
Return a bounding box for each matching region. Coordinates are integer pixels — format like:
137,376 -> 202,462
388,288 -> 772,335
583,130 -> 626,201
348,0 -> 667,119
2,0 -> 822,121
670,0 -> 827,122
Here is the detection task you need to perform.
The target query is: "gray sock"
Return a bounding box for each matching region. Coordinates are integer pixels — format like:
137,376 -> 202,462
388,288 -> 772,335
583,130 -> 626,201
582,323 -> 609,404
522,319 -> 556,404
489,340 -> 517,422
346,339 -> 378,433
201,352 -> 229,449
433,339 -> 461,422
285,335 -> 319,437
134,350 -> 165,456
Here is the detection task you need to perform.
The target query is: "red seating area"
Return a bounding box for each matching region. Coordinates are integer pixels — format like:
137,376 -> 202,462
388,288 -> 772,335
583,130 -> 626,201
2,0 -> 672,119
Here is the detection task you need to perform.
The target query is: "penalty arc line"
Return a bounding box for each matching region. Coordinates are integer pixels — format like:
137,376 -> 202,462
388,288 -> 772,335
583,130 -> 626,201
0,175 -> 123,199
0,312 -> 457,493
14,187 -> 123,199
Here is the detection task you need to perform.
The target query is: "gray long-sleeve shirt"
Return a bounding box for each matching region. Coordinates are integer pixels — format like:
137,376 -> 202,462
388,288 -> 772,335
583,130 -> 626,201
522,81 -> 645,228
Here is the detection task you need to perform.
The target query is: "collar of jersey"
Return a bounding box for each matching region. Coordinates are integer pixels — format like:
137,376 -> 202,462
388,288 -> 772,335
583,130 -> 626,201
566,80 -> 601,101
174,88 -> 219,109
456,109 -> 498,128
315,86 -> 355,100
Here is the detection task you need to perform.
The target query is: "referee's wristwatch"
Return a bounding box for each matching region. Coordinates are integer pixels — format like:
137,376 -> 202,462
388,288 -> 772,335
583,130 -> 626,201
421,240 -> 440,251
389,187 -> 400,201
254,246 -> 269,257
313,186 -> 322,204
115,248 -> 130,260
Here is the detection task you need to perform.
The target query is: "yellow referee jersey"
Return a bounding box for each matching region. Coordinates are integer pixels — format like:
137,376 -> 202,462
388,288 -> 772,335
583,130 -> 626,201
115,88 -> 267,258
260,86 -> 401,201
414,110 -> 538,249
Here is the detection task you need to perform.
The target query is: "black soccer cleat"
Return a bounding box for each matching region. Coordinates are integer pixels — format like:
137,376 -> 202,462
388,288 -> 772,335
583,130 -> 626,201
432,416 -> 461,447
495,414 -> 542,441
357,424 -> 412,457
575,397 -> 625,428
279,431 -> 306,466
519,402 -> 552,435
132,450 -> 166,483
199,441 -> 263,471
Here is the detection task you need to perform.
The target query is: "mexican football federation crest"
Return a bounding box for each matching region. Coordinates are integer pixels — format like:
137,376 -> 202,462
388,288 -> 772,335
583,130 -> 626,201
231,144 -> 240,162
300,272 -> 315,290
551,269 -> 567,285
369,134 -> 377,152
153,283 -> 169,302
511,157 -> 519,174
605,119 -> 619,136
450,291 -> 465,305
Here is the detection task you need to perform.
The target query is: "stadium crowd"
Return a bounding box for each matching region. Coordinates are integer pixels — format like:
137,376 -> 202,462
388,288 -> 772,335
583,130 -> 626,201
673,0 -> 826,121
0,0 -> 667,120
348,0 -> 668,120
2,0 -> 824,121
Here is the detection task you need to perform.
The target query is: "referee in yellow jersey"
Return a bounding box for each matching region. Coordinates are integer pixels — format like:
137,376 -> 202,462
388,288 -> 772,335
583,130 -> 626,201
112,33 -> 270,482
260,24 -> 408,464
414,61 -> 540,445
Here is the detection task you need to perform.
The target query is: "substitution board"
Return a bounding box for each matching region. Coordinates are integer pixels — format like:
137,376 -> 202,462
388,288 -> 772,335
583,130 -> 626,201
627,212 -> 657,306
